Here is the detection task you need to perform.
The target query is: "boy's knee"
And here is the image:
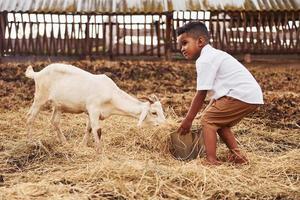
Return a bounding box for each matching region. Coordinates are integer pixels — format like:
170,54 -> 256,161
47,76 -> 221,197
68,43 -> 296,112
200,117 -> 219,132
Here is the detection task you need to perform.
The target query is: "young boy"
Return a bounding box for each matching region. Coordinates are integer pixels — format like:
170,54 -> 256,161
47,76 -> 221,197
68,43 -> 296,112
176,21 -> 264,165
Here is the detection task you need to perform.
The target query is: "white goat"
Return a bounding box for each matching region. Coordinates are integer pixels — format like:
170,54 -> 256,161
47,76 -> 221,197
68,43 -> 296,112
25,63 -> 166,151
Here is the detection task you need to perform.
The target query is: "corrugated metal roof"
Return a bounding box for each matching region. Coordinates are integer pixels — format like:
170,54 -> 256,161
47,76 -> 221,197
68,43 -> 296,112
0,0 -> 299,12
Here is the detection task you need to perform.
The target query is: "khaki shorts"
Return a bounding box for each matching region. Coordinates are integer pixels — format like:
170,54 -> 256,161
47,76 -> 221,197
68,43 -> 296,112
200,96 -> 259,130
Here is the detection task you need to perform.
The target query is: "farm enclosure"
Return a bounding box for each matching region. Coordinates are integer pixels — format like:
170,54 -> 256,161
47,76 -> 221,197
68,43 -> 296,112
1,10 -> 299,58
0,59 -> 299,199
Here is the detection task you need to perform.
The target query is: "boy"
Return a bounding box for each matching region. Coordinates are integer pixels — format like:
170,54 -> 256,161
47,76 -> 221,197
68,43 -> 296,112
176,21 -> 263,165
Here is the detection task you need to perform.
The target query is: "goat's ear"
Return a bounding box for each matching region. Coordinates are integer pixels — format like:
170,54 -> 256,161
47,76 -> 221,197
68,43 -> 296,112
139,96 -> 154,104
149,94 -> 159,102
138,103 -> 150,126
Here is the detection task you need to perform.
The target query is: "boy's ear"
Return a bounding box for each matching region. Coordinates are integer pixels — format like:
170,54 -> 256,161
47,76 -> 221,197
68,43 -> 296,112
197,36 -> 206,47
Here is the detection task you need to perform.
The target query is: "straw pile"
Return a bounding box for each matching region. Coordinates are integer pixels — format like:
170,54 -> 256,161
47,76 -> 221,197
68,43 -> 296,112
0,60 -> 299,199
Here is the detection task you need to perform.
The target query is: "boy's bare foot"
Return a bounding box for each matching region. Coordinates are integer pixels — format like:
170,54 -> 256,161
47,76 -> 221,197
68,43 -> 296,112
202,158 -> 222,166
227,153 -> 249,165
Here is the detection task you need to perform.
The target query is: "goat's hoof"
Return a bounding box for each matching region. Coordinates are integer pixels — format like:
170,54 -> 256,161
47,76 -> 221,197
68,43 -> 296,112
95,146 -> 102,154
60,139 -> 68,144
26,133 -> 33,139
80,141 -> 88,147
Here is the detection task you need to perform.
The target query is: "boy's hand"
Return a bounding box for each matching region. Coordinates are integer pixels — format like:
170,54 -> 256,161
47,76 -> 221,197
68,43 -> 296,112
178,118 -> 193,135
178,90 -> 207,135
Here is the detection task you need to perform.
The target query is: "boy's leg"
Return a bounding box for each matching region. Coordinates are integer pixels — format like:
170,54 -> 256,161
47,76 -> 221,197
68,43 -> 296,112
217,127 -> 248,164
217,127 -> 238,150
200,97 -> 258,165
202,125 -> 221,165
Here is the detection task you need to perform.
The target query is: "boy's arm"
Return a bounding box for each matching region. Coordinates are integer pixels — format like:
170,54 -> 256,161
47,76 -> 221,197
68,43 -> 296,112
178,90 -> 207,135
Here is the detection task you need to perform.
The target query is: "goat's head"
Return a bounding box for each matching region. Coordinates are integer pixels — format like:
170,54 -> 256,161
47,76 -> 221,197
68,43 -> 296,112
138,94 -> 166,126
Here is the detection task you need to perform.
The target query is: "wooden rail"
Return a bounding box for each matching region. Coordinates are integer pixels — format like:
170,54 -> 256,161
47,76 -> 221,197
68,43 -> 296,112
0,10 -> 299,58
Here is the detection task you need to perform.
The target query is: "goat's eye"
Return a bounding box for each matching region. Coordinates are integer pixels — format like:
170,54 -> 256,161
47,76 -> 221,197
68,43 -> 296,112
151,111 -> 157,115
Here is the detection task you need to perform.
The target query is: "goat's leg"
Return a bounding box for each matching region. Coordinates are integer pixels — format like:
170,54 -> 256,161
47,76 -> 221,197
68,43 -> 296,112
27,102 -> 41,125
81,117 -> 92,146
50,108 -> 67,144
88,110 -> 102,152
26,97 -> 46,138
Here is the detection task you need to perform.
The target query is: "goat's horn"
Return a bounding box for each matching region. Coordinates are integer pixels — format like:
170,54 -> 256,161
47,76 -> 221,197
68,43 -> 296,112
149,94 -> 159,102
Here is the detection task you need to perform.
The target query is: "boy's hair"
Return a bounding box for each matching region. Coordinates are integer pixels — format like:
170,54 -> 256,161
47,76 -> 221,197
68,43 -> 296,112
176,21 -> 210,40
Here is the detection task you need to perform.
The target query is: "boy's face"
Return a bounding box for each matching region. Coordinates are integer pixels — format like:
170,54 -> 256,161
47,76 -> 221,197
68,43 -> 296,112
177,33 -> 205,60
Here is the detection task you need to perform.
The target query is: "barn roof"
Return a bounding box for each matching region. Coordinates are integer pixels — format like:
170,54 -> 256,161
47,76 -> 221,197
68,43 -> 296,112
0,0 -> 299,13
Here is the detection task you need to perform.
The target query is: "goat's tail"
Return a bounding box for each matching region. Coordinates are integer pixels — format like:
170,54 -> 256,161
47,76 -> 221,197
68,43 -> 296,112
25,65 -> 35,79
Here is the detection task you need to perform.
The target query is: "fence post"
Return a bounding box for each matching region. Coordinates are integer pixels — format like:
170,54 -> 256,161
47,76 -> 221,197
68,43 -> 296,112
0,11 -> 8,57
155,18 -> 161,57
0,12 -> 3,57
165,12 -> 173,60
108,14 -> 113,59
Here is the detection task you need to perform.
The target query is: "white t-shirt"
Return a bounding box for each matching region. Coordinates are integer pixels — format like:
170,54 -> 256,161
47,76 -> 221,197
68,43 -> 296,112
196,44 -> 264,104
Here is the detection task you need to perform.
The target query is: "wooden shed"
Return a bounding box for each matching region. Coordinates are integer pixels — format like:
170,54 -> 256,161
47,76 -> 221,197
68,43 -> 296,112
0,0 -> 299,59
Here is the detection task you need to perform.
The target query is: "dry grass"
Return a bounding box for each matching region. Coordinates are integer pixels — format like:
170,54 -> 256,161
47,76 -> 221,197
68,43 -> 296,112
0,60 -> 299,199
0,108 -> 299,199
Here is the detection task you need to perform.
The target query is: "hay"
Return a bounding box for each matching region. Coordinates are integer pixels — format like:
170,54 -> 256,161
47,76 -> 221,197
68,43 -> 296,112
0,108 -> 299,199
0,60 -> 299,199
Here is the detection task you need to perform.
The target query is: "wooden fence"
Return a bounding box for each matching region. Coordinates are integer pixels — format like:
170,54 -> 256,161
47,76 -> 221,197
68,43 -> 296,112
0,10 -> 299,58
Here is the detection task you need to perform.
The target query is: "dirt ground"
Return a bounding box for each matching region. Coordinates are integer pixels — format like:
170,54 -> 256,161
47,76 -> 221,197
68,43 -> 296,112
0,59 -> 299,199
